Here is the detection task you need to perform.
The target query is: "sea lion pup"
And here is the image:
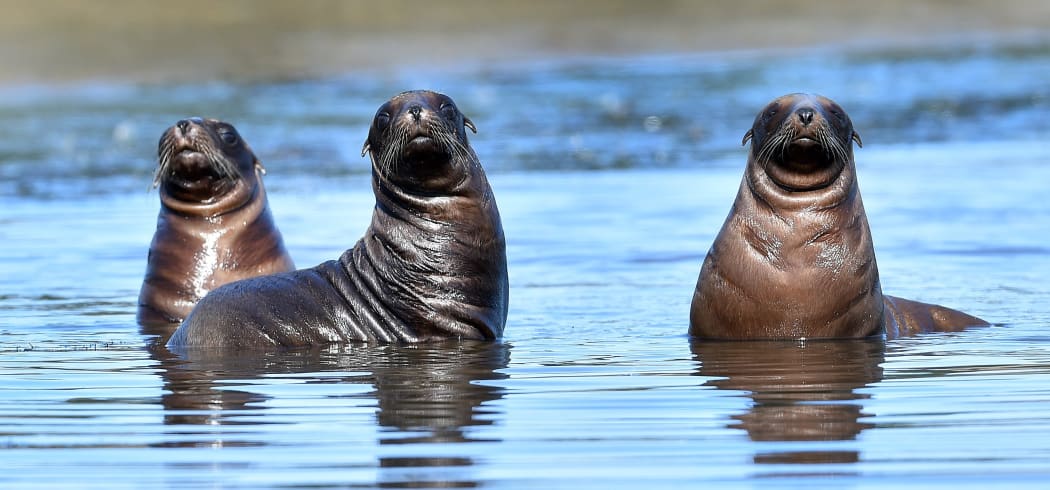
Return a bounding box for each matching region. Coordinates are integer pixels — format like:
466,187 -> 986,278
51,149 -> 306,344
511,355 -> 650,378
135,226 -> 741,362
168,90 -> 509,349
137,118 -> 294,327
689,93 -> 987,340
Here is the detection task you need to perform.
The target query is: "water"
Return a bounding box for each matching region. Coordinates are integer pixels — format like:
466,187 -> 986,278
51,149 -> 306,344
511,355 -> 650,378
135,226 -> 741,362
1,40 -> 1049,488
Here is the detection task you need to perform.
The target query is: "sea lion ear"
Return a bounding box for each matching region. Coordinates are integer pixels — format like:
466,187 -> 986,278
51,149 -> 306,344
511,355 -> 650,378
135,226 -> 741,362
361,142 -> 371,158
254,157 -> 267,176
742,129 -> 753,146
464,117 -> 477,134
852,131 -> 863,148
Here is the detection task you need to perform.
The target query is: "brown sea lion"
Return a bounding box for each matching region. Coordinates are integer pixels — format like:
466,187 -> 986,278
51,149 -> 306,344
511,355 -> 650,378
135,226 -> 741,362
137,117 -> 295,328
167,90 -> 508,349
689,93 -> 987,340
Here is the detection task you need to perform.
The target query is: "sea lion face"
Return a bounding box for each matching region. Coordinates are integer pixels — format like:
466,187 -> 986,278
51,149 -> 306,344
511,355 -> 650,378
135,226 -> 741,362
155,118 -> 259,202
362,90 -> 478,191
743,93 -> 863,191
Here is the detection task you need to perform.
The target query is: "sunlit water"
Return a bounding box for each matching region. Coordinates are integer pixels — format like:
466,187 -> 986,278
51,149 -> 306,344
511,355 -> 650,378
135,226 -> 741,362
1,41 -> 1049,488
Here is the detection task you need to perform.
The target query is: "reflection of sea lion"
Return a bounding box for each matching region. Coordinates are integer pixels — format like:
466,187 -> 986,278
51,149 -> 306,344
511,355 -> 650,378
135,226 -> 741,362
137,118 -> 294,327
169,91 -> 508,349
689,93 -> 987,340
149,340 -> 508,456
692,339 -> 882,465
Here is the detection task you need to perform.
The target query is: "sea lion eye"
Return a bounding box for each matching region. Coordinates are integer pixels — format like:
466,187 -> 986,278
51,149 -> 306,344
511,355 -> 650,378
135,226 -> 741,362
376,112 -> 391,130
760,108 -> 778,124
439,102 -> 457,119
219,128 -> 239,146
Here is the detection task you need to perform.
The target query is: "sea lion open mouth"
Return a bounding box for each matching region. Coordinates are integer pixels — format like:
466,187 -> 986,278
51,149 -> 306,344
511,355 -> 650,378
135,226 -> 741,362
162,147 -> 230,196
170,148 -> 220,177
404,133 -> 442,157
783,136 -> 832,169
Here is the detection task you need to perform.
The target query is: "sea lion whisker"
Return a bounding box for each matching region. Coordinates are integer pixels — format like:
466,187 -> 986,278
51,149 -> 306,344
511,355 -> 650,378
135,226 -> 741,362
822,128 -> 849,164
203,146 -> 240,179
153,154 -> 171,189
379,125 -> 409,176
153,133 -> 181,188
759,129 -> 792,164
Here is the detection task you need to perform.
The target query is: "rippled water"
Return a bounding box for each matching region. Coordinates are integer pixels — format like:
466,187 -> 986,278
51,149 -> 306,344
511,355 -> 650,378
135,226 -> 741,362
1,40 -> 1049,488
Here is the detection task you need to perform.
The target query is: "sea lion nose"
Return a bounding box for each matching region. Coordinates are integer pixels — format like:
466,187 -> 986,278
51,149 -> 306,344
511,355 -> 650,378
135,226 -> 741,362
408,105 -> 422,122
176,117 -> 204,134
797,108 -> 815,126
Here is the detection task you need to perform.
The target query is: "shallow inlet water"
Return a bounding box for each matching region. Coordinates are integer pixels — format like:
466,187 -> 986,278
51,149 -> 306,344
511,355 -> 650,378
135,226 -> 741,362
1,40 -> 1050,488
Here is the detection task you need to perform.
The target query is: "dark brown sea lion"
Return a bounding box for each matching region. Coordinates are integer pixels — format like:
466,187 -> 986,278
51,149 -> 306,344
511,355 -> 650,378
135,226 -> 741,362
167,90 -> 508,349
137,118 -> 294,327
689,93 -> 987,340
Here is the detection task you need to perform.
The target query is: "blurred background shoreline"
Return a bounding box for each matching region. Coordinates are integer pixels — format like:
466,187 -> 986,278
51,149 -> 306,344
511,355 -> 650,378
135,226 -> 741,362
2,0 -> 1048,86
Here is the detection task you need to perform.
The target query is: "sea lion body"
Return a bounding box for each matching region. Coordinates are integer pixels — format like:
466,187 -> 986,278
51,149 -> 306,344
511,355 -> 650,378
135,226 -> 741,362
689,93 -> 986,340
137,118 -> 294,327
168,90 -> 508,349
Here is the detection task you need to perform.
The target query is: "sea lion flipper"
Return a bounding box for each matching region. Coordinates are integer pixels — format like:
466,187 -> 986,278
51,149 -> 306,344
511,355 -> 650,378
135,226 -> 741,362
883,295 -> 988,337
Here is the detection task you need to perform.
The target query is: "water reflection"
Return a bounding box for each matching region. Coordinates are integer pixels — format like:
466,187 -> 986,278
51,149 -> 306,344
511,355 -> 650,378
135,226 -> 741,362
692,339 -> 884,466
145,329 -> 508,485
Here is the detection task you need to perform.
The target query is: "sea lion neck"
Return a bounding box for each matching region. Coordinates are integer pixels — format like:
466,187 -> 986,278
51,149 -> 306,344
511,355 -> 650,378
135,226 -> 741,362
745,152 -> 858,215
159,169 -> 261,218
367,154 -> 502,247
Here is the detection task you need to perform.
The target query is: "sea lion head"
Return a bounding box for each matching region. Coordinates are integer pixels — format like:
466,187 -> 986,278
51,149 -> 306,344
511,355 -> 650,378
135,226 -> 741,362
742,93 -> 863,192
154,118 -> 262,205
361,90 -> 478,193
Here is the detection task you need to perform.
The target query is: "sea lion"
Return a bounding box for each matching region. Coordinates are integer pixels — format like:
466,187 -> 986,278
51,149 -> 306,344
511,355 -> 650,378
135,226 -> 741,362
137,117 -> 295,327
689,93 -> 987,340
167,90 -> 508,349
